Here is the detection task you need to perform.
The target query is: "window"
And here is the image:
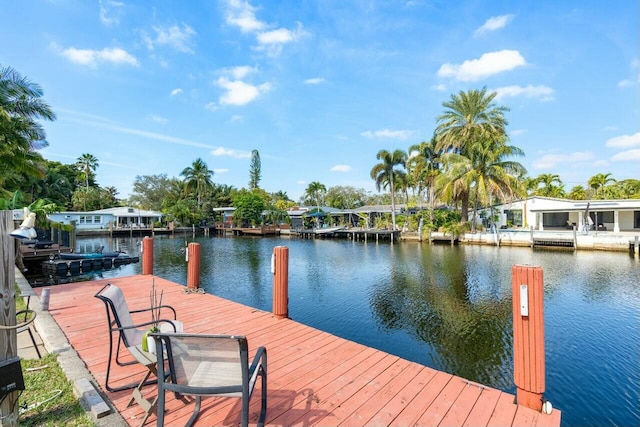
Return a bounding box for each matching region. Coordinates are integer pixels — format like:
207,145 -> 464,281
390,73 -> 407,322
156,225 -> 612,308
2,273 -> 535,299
543,212 -> 568,227
504,209 -> 523,226
79,216 -> 87,224
93,215 -> 101,223
635,211 -> 640,229
599,211 -> 614,223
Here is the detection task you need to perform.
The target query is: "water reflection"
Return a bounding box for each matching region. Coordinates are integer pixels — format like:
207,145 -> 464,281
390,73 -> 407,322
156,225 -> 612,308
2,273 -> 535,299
371,245 -> 512,389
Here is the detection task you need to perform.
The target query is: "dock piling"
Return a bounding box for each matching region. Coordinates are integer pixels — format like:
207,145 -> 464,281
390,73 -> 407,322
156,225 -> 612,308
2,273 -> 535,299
186,242 -> 201,289
272,246 -> 289,319
512,265 -> 546,412
141,237 -> 153,275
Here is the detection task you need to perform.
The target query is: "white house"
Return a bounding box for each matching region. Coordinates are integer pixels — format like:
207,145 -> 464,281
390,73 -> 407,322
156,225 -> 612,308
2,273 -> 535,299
476,196 -> 640,233
47,207 -> 163,231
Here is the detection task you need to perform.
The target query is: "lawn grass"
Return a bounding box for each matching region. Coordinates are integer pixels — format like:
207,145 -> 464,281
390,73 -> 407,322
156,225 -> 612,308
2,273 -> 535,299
13,286 -> 95,426
19,355 -> 95,427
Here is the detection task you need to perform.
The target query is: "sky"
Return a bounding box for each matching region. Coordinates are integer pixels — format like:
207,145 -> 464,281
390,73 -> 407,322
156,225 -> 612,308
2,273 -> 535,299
1,0 -> 638,202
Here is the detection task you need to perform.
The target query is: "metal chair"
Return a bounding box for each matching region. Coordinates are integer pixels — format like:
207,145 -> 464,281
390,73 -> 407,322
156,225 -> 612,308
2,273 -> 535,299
94,283 -> 177,392
151,332 -> 267,427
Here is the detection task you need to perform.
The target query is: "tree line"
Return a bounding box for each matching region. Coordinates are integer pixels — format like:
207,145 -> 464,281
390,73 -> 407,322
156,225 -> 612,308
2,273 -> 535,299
1,65 -> 638,229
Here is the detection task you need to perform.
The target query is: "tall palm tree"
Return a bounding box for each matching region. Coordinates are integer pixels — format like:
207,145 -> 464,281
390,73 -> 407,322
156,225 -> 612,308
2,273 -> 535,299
76,153 -> 99,191
435,88 -> 509,223
588,173 -> 615,199
437,137 -> 526,231
370,149 -> 407,230
180,158 -> 214,209
0,66 -> 55,193
75,153 -> 99,210
303,181 -> 326,227
408,136 -> 441,225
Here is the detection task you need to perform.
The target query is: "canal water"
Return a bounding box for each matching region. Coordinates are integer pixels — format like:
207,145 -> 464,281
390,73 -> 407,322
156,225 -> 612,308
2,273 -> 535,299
27,234 -> 639,427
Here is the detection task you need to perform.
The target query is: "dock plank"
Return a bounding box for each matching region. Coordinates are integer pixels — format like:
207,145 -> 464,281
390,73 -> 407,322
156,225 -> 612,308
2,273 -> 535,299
40,274 -> 561,427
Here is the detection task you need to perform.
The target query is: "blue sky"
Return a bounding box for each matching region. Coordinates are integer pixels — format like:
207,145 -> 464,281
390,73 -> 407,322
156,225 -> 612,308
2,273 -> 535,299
1,0 -> 638,201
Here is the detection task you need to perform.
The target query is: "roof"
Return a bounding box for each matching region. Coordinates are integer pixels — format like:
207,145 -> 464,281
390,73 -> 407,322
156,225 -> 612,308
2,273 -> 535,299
53,207 -> 163,217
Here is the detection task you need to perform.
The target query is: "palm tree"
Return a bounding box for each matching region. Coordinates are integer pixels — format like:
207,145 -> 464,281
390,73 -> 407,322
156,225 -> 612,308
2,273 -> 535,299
588,173 -> 615,199
437,137 -> 525,232
567,185 -> 587,200
75,153 -> 99,210
370,149 -> 407,230
303,181 -> 326,227
535,173 -> 564,198
408,136 -> 441,226
180,158 -> 214,209
435,88 -> 509,223
76,153 -> 99,191
0,66 -> 55,193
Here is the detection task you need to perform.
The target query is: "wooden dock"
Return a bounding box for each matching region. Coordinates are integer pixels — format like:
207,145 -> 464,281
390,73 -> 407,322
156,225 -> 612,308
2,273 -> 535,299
41,275 -> 561,427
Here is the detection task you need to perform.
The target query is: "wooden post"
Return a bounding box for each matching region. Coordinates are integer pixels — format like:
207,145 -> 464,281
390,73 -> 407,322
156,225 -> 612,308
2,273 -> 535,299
272,246 -> 289,319
1,211 -> 18,426
186,242 -> 200,290
141,237 -> 153,275
512,265 -> 545,412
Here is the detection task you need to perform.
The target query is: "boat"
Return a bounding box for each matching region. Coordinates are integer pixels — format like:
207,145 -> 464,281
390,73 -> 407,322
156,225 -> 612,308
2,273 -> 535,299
59,247 -> 123,260
314,226 -> 346,235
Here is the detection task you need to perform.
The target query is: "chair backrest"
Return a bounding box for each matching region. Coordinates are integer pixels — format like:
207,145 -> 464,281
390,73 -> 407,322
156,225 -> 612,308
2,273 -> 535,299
157,333 -> 249,397
95,284 -> 140,347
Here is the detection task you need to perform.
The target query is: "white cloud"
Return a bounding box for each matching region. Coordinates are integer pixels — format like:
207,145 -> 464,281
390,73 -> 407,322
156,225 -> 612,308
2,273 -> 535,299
361,129 -> 414,140
57,45 -> 139,67
533,151 -> 595,169
304,77 -> 325,85
605,132 -> 640,148
216,77 -> 271,106
474,14 -> 514,37
231,115 -> 243,121
510,129 -> 527,136
494,84 -> 554,102
432,83 -> 447,92
257,28 -> 295,44
170,88 -> 183,96
213,168 -> 229,174
254,23 -> 307,56
62,115 -> 215,149
222,65 -> 257,79
224,0 -> 266,33
437,50 -> 525,82
99,0 -> 123,26
147,115 -> 168,124
610,149 -> 640,161
144,24 -> 196,53
297,180 -> 306,185
210,147 -> 252,158
331,165 -> 351,172
205,102 -> 218,112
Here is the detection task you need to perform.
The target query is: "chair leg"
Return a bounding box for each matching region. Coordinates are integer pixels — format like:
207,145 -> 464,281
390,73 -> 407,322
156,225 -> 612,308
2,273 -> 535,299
185,396 -> 202,427
26,327 -> 42,359
157,386 -> 166,427
258,366 -> 267,427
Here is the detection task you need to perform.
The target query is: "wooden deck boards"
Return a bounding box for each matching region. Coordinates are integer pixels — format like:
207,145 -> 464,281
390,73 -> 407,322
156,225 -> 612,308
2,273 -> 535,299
41,274 -> 560,427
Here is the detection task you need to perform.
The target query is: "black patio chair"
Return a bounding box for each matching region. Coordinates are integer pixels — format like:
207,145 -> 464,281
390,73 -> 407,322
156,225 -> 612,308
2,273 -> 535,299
94,283 -> 177,392
151,332 -> 267,427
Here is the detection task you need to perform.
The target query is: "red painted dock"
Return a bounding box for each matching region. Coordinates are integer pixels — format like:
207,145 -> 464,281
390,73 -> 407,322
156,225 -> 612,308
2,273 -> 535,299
44,275 -> 561,426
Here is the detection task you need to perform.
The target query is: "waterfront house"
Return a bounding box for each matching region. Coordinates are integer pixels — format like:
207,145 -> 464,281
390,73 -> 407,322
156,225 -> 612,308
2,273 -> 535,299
47,207 -> 163,231
476,196 -> 640,232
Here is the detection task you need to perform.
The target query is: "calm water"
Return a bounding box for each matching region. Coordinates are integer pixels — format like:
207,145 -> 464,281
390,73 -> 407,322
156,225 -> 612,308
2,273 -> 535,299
28,235 -> 640,427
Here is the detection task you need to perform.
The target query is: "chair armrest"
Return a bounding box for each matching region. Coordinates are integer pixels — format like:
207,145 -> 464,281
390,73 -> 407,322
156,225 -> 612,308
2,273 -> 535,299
112,317 -> 178,333
249,346 -> 267,375
130,304 -> 177,319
